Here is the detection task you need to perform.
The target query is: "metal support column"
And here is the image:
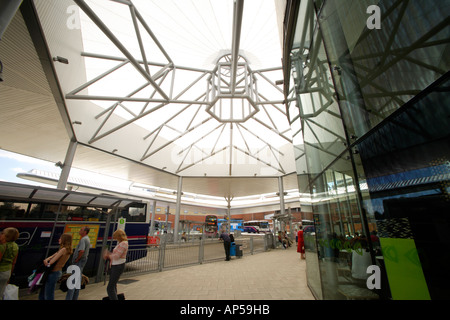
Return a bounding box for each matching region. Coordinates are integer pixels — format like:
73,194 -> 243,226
173,176 -> 183,242
165,205 -> 169,231
230,0 -> 244,94
96,204 -> 119,283
57,140 -> 77,190
149,200 -> 157,235
225,196 -> 233,232
278,176 -> 285,216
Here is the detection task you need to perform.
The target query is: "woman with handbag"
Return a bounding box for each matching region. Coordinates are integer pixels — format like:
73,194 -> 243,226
38,233 -> 73,300
0,228 -> 19,300
103,229 -> 128,300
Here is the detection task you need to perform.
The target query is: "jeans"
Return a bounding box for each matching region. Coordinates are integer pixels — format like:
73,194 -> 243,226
39,270 -> 62,300
107,263 -> 125,300
65,258 -> 87,300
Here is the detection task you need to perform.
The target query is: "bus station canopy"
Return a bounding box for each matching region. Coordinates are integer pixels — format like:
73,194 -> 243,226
0,0 -> 301,209
0,181 -> 140,208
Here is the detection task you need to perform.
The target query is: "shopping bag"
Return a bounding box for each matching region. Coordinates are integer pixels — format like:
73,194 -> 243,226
28,272 -> 43,293
3,284 -> 19,300
28,269 -> 37,283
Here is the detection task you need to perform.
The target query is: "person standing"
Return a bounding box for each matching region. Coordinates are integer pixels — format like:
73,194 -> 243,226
297,226 -> 305,259
103,229 -> 128,300
39,233 -> 72,300
219,227 -> 231,261
0,228 -> 19,300
66,226 -> 90,300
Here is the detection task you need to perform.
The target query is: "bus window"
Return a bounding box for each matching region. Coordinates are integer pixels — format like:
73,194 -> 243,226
121,203 -> 146,222
0,202 -> 29,220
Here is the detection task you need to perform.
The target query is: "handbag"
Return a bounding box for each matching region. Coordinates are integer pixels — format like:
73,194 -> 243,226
3,284 -> 19,300
59,273 -> 89,292
28,272 -> 43,293
38,264 -> 53,285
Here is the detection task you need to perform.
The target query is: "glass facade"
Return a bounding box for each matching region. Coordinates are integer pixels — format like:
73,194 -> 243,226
286,0 -> 450,299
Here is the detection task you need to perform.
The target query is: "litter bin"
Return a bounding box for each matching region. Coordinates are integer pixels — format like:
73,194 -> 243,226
235,244 -> 243,258
230,242 -> 236,256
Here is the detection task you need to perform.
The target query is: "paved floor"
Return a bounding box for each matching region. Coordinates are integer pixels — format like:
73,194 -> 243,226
20,246 -> 315,300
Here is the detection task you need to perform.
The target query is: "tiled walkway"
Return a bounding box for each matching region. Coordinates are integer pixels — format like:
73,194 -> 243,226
20,246 -> 315,300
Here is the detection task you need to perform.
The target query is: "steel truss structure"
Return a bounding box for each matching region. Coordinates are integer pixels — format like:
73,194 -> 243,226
65,0 -> 293,176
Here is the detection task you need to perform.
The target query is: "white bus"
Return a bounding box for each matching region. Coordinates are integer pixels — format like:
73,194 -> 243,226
243,220 -> 271,233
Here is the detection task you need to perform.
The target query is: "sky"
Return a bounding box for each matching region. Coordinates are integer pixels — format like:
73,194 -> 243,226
0,149 -> 59,186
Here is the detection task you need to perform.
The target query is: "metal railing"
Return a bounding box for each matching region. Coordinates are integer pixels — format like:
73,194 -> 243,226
117,233 -> 274,279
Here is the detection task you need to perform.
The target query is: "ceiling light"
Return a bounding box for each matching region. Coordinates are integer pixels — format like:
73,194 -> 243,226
53,56 -> 69,64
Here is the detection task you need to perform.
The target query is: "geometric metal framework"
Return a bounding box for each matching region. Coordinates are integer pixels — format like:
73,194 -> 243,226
65,0 -> 293,176
208,54 -> 259,123
286,0 -> 450,178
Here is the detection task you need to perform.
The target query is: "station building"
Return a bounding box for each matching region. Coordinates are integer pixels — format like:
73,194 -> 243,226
0,0 -> 449,300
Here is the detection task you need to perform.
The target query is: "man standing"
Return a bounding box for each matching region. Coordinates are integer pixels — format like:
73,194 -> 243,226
219,227 -> 231,261
66,226 -> 90,300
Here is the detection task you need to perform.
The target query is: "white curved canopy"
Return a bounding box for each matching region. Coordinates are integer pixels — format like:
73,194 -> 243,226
0,0 -> 299,205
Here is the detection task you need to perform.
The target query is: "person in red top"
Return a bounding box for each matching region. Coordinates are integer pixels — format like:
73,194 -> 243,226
103,229 -> 128,300
297,226 -> 305,259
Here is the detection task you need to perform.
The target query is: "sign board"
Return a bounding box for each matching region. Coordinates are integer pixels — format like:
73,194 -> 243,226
64,224 -> 100,249
40,231 -> 51,238
117,217 -> 126,231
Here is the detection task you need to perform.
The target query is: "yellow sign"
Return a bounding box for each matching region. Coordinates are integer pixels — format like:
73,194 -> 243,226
64,224 -> 100,249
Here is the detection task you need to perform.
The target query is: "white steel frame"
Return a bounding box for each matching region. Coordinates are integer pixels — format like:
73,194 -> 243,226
66,0 -> 291,176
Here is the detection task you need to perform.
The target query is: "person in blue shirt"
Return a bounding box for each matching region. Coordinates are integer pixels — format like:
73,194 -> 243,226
66,226 -> 90,300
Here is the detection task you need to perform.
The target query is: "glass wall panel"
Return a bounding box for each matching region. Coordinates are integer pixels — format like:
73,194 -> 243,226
356,74 -> 450,299
319,0 -> 450,138
287,0 -> 378,300
286,0 -> 449,300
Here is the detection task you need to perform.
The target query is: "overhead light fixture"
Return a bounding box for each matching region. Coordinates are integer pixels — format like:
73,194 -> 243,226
53,56 -> 69,64
72,121 -> 82,125
55,161 -> 64,168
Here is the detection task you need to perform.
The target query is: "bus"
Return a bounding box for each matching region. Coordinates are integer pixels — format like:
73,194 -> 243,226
218,219 -> 244,232
0,181 -> 151,288
243,220 -> 271,233
204,215 -> 218,236
301,219 -> 315,234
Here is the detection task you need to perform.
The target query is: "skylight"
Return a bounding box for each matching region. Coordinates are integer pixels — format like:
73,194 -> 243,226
64,0 -> 294,177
